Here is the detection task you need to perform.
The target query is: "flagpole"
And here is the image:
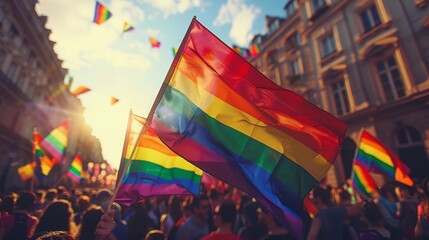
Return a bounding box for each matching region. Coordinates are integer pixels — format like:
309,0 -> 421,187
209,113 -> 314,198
349,128 -> 364,202
107,110 -> 143,210
146,16 -> 197,124
114,109 -> 133,190
30,127 -> 38,191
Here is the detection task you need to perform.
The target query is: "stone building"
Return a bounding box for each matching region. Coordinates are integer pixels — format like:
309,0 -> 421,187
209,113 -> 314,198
246,0 -> 429,186
0,1 -> 103,190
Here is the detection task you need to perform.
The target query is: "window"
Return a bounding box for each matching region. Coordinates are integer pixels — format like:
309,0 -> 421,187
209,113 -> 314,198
269,20 -> 280,34
289,59 -> 300,76
320,33 -> 337,57
331,79 -> 351,115
312,0 -> 326,10
285,0 -> 296,18
360,4 -> 381,32
6,62 -> 17,79
376,56 -> 405,101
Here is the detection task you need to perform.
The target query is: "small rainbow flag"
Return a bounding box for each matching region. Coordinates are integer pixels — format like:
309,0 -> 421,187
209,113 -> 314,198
70,86 -> 91,96
356,130 -> 413,186
122,22 -> 135,33
41,121 -> 68,164
93,1 -> 113,25
352,164 -> 378,197
110,97 -> 119,105
149,37 -> 161,48
172,47 -> 178,57
232,45 -> 249,58
67,153 -> 83,184
17,162 -> 36,182
249,43 -> 260,57
34,130 -> 57,178
115,113 -> 202,205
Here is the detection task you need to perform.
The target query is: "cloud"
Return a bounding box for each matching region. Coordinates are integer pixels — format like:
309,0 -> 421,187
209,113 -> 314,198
139,0 -> 202,17
213,0 -> 260,46
36,0 -> 148,69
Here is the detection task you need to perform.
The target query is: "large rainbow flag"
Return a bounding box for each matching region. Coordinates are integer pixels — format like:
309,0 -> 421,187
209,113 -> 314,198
148,18 -> 347,238
41,121 -> 68,164
93,1 -> 113,25
67,153 -> 83,184
355,130 -> 413,187
115,113 -> 203,205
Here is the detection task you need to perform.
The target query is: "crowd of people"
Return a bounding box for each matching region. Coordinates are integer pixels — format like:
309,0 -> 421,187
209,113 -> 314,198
0,178 -> 428,240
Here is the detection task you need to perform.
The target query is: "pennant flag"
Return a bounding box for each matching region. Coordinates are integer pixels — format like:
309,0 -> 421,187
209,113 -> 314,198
93,1 -> 113,25
148,18 -> 347,238
116,113 -> 203,205
249,43 -> 260,57
17,162 -> 36,182
67,153 -> 83,184
356,130 -> 413,186
172,47 -> 178,57
70,86 -> 91,96
122,22 -> 135,33
110,97 -> 119,105
34,130 -> 57,179
40,121 -> 68,164
149,37 -> 161,48
232,45 -> 249,58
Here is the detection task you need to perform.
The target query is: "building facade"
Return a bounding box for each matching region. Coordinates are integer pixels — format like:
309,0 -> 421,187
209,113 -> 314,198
0,1 -> 103,190
246,0 -> 429,186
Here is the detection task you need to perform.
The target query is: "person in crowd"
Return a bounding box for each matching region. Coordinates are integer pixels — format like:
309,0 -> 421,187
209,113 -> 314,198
160,196 -> 183,237
42,189 -> 58,209
111,202 -> 128,240
127,201 -> 156,240
307,186 -> 361,240
0,193 -> 17,217
95,209 -> 117,240
94,188 -> 113,211
0,190 -> 38,239
73,195 -> 91,226
415,178 -> 429,240
78,205 -> 104,240
34,199 -> 77,238
377,185 -> 402,240
145,229 -> 166,240
202,200 -> 240,240
237,201 -> 268,240
175,195 -> 211,240
359,201 -> 390,240
395,185 -> 418,239
258,206 -> 296,240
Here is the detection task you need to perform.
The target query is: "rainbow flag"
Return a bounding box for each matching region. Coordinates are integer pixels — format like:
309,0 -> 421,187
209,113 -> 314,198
70,86 -> 91,96
149,37 -> 161,48
356,130 -> 413,186
67,153 -> 83,184
122,22 -> 135,33
17,162 -> 36,182
93,1 -> 112,25
303,195 -> 318,218
34,130 -> 57,180
249,43 -> 260,57
41,121 -> 68,164
172,47 -> 178,57
115,113 -> 202,205
110,97 -> 119,105
232,45 -> 249,58
148,19 -> 347,238
352,164 -> 378,197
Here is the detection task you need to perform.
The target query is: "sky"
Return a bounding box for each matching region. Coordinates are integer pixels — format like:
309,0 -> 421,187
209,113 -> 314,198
36,0 -> 287,169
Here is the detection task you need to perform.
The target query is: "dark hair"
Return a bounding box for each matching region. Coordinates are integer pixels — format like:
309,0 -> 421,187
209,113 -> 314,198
191,195 -> 209,209
29,231 -> 73,240
243,202 -> 260,226
363,201 -> 382,224
312,186 -> 334,207
35,200 -> 73,234
45,189 -> 58,201
16,191 -> 36,211
79,205 -> 104,240
216,200 -> 236,223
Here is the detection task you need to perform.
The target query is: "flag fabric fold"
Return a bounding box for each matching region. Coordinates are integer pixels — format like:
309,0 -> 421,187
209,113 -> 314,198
34,129 -> 57,181
17,162 -> 36,182
115,113 -> 203,206
67,153 -> 83,184
40,121 -> 68,164
355,130 -> 413,187
93,1 -> 113,25
148,18 -> 347,238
